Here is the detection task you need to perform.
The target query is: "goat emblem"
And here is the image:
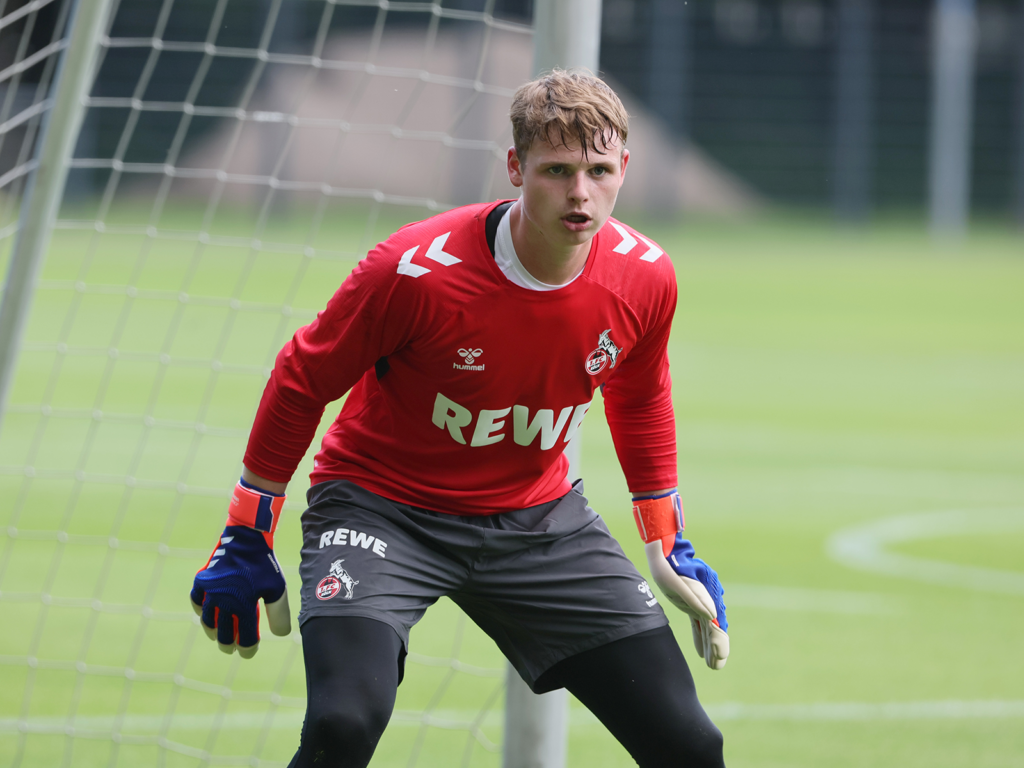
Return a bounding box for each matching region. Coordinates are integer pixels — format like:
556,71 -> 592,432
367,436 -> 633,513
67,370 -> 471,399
330,559 -> 358,599
316,559 -> 359,601
597,330 -> 621,368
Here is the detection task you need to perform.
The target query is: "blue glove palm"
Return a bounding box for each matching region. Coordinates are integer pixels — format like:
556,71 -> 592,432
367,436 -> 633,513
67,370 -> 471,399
645,533 -> 730,669
191,511 -> 291,658
665,536 -> 728,632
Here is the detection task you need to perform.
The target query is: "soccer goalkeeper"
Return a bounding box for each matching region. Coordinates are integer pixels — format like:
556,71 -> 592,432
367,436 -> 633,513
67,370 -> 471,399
191,70 -> 728,768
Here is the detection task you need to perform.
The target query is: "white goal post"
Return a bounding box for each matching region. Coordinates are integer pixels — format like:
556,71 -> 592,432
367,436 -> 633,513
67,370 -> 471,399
503,7 -> 602,768
0,0 -> 111,429
0,1 -> 603,767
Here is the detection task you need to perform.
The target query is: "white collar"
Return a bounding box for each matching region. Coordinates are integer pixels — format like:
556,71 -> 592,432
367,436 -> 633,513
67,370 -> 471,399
494,203 -> 585,291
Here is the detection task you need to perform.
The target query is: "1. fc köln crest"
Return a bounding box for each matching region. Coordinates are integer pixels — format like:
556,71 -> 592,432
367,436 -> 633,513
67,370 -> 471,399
585,329 -> 621,375
316,559 -> 359,600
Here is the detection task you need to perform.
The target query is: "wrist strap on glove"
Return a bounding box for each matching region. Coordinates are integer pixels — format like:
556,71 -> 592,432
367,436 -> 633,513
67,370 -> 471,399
632,491 -> 685,546
228,479 -> 285,537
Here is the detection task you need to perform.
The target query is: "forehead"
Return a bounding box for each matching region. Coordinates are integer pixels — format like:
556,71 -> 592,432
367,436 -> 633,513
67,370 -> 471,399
526,131 -> 624,164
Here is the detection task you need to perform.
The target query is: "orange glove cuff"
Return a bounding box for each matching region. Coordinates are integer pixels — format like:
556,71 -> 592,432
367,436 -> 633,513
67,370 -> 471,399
227,482 -> 285,536
632,492 -> 685,544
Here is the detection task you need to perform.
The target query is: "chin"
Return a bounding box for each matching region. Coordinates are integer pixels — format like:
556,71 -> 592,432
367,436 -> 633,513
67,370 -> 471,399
559,229 -> 592,245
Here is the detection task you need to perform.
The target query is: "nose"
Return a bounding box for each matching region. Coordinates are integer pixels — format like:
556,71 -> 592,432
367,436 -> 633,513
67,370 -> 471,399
567,171 -> 589,202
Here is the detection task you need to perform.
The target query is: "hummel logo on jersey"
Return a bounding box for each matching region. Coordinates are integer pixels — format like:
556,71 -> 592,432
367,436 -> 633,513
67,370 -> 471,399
318,527 -> 388,558
317,559 -> 358,600
639,580 -> 658,607
585,329 -> 621,375
455,348 -> 484,370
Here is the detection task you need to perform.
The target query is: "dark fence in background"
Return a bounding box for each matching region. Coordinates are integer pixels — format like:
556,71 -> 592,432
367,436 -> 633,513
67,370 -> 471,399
2,0 -> 1023,219
601,0 -> 1024,217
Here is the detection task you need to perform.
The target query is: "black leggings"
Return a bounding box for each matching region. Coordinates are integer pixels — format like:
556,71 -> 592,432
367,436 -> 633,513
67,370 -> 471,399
288,617 -> 724,768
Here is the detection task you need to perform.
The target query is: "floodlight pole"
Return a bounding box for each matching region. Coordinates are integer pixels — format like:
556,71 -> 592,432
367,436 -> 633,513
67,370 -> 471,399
1015,0 -> 1024,229
833,0 -> 873,223
502,5 -> 602,768
0,0 -> 115,436
928,0 -> 977,239
648,0 -> 689,138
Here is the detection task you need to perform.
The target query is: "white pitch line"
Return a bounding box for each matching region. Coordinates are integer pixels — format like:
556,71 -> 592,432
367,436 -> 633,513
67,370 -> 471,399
827,508 -> 1024,595
703,699 -> 1024,722
724,584 -> 901,614
0,709 -> 472,734
5,700 -> 1024,734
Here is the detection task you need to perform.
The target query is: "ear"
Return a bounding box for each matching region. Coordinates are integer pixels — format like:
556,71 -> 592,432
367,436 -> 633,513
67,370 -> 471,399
618,148 -> 630,187
507,147 -> 524,188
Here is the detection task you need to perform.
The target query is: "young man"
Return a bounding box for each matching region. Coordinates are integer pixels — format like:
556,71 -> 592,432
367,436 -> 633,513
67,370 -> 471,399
191,70 -> 729,768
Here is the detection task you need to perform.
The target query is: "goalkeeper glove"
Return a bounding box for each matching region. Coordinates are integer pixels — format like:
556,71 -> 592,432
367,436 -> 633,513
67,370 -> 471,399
190,478 -> 291,657
633,491 -> 729,670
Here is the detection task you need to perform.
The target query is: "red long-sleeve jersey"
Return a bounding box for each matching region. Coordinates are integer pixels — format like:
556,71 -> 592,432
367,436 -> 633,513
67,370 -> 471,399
243,201 -> 678,515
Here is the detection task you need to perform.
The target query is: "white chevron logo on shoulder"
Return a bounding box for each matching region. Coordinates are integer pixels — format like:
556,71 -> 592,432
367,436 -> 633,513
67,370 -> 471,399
610,222 -> 637,254
396,232 -> 461,277
397,246 -> 428,277
609,222 -> 662,262
636,234 -> 663,262
424,232 -> 460,265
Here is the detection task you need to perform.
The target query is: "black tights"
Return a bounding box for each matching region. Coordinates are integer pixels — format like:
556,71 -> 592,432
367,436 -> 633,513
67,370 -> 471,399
539,626 -> 725,767
288,617 -> 724,768
287,617 -> 403,768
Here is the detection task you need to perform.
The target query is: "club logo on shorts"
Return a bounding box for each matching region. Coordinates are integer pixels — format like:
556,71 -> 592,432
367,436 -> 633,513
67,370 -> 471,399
316,576 -> 341,600
639,580 -> 658,607
316,559 -> 359,601
585,330 -> 621,375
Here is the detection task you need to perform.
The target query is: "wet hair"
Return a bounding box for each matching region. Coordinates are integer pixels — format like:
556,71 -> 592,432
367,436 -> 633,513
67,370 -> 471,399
509,69 -> 629,162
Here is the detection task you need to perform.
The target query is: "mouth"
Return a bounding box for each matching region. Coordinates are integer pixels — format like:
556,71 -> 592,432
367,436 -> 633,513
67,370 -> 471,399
561,212 -> 592,231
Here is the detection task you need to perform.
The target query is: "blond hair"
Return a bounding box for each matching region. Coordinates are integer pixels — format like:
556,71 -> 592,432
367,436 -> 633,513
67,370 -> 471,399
509,69 -> 629,161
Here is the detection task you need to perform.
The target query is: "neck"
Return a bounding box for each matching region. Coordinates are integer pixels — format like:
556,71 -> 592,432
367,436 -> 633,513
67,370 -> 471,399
508,201 -> 590,285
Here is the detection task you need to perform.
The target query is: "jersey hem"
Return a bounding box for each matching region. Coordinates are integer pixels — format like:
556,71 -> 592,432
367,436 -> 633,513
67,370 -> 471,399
306,471 -> 574,516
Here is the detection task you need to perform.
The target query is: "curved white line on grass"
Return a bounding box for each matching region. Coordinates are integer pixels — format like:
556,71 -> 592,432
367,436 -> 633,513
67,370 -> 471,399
827,509 -> 1024,595
5,700 -> 1024,733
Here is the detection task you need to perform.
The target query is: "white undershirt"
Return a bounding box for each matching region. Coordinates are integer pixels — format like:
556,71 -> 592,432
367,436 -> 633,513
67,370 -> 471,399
494,203 -> 585,291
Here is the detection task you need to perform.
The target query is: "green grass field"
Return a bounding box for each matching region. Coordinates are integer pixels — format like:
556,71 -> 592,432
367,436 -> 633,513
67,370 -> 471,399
1,205 -> 1022,767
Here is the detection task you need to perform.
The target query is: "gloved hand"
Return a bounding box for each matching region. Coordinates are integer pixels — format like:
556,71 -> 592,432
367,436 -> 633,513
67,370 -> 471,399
633,491 -> 729,670
190,478 -> 291,657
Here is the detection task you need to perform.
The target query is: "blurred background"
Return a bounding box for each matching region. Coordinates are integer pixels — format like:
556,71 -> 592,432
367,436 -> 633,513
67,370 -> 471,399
0,1 -> 1022,767
2,0 -> 1023,224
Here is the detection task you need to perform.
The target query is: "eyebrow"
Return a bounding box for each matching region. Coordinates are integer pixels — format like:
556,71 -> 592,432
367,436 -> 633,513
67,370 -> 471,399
539,158 -> 617,170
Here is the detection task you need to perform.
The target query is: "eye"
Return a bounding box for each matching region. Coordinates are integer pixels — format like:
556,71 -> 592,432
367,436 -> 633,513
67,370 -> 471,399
591,166 -> 609,177
547,166 -> 565,175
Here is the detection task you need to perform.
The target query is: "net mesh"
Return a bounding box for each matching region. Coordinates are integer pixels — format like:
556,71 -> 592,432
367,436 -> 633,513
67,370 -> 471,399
0,0 -> 534,764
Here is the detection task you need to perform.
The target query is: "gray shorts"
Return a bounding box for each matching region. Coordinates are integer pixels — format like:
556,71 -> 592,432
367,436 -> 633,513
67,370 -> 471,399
297,479 -> 668,689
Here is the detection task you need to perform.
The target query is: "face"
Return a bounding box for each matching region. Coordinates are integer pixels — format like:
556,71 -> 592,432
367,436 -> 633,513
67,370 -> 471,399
506,132 -> 629,252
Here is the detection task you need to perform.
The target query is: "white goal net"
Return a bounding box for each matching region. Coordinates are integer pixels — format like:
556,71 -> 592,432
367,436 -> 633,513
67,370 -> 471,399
0,0 -> 551,765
